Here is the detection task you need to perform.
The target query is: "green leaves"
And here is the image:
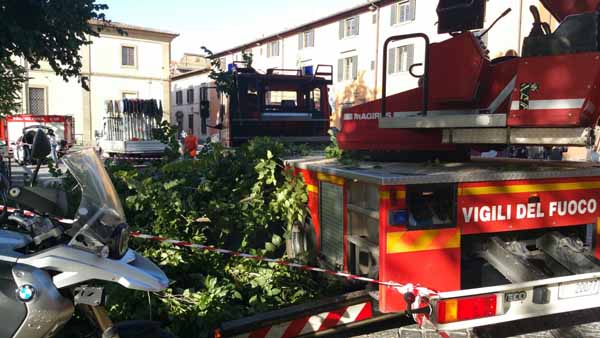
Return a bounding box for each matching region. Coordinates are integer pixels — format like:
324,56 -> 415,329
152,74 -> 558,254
0,1 -> 109,116
105,137 -> 335,337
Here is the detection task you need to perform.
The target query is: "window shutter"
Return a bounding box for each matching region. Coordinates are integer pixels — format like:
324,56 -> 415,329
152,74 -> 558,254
352,56 -> 358,80
310,30 -> 315,47
388,48 -> 396,74
391,3 -> 397,26
407,45 -> 415,71
355,16 -> 360,35
338,59 -> 344,81
409,0 -> 416,20
298,34 -> 303,49
339,20 -> 344,39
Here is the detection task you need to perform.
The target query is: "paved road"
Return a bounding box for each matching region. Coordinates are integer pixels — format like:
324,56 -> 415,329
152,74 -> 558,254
9,160 -> 59,187
344,310 -> 600,338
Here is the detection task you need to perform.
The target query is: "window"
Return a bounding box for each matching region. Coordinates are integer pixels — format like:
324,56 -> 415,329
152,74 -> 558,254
200,85 -> 209,101
391,0 -> 416,25
267,41 -> 280,57
298,30 -> 315,49
200,84 -> 210,135
309,88 -> 321,111
121,46 -> 136,66
28,87 -> 46,115
387,44 -> 414,74
339,16 -> 360,39
337,56 -> 358,82
176,113 -> 184,135
188,114 -> 194,133
176,91 -> 183,105
265,91 -> 297,108
187,88 -> 194,104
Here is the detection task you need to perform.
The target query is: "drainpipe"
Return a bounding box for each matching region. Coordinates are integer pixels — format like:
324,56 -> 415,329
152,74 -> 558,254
87,40 -> 93,145
369,0 -> 382,98
278,35 -> 284,69
517,0 -> 524,54
23,57 -> 29,114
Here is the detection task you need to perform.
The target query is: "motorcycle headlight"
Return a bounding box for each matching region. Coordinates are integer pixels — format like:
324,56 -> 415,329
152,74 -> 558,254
109,224 -> 130,259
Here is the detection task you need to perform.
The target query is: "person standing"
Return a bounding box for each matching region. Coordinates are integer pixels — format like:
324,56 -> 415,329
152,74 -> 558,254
48,129 -> 58,163
183,129 -> 198,158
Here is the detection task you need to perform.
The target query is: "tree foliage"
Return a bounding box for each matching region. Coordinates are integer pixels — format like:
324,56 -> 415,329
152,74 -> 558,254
201,46 -> 253,96
105,137 -> 340,337
0,0 -> 108,115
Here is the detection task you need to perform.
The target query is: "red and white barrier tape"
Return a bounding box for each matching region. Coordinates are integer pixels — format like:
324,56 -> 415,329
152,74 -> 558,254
129,231 -> 437,299
0,208 -> 437,301
107,157 -> 164,161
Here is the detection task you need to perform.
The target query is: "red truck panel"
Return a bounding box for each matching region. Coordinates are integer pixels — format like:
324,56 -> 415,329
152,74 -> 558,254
428,32 -> 487,103
459,177 -> 600,235
378,186 -> 461,313
541,0 -> 600,21
508,53 -> 600,127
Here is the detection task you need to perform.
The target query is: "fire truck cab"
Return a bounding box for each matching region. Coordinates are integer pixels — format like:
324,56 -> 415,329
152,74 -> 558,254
220,63 -> 333,147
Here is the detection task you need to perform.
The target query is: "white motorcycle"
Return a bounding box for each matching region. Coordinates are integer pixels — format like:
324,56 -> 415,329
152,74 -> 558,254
0,128 -> 172,338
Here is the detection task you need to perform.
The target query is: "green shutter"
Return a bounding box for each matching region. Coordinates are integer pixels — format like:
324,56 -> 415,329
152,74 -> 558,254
388,47 -> 396,74
338,59 -> 344,81
339,20 -> 344,39
355,16 -> 360,35
407,45 -> 415,71
352,56 -> 358,80
391,3 -> 397,26
409,0 -> 416,20
310,30 -> 315,47
298,34 -> 303,49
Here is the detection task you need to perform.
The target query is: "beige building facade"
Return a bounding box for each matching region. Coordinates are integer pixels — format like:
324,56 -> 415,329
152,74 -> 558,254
20,21 -> 178,145
171,69 -> 222,141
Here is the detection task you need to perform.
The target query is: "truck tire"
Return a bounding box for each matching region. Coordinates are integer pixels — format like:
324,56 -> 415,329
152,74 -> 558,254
286,217 -> 317,262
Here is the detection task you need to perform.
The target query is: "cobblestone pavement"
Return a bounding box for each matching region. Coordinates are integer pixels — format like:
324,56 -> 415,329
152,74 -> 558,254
347,322 -> 600,338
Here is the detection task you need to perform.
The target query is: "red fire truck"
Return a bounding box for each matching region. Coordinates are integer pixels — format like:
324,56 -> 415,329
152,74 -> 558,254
219,1 -> 600,337
217,63 -> 333,147
1,115 -> 75,159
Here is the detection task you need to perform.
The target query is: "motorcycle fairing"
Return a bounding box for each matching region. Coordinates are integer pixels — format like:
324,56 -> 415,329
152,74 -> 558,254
18,246 -> 169,292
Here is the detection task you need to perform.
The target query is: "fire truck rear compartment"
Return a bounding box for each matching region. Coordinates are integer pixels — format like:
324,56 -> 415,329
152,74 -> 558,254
461,224 -> 598,290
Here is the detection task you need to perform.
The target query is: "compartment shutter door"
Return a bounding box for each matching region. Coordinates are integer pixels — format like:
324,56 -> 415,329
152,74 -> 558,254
320,182 -> 344,267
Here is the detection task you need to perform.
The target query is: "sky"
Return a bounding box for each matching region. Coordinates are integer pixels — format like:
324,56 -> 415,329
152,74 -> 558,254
101,0 -> 367,60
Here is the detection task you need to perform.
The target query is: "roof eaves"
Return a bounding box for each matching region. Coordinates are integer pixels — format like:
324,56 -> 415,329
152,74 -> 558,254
210,0 -> 392,58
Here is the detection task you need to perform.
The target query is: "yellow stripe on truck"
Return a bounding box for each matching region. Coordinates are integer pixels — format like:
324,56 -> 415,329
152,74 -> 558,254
459,181 -> 600,196
317,173 -> 344,186
379,190 -> 406,200
307,184 -> 318,193
387,229 -> 461,254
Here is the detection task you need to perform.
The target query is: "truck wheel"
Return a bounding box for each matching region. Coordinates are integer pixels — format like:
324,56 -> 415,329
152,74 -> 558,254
286,217 -> 317,262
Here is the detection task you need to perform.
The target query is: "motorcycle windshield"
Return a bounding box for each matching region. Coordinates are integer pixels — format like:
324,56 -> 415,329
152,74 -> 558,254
62,149 -> 126,243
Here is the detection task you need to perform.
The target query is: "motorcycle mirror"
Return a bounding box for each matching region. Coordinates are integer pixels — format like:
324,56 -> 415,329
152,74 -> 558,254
31,129 -> 51,160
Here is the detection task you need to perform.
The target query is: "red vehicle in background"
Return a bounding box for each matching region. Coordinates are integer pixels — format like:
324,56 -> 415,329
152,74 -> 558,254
217,63 -> 333,147
0,115 -> 75,163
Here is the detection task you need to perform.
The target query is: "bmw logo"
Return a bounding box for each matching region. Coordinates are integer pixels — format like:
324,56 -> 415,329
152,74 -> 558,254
16,285 -> 35,302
